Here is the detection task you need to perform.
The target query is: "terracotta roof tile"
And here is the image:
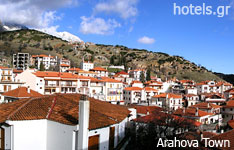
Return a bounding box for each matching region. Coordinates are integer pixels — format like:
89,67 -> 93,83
129,105 -> 163,114
33,71 -> 79,78
101,77 -> 121,83
2,87 -> 43,98
90,67 -> 107,72
0,94 -> 130,130
210,129 -> 234,150
116,71 -> 128,75
124,87 -> 143,91
67,68 -> 83,71
144,87 -> 158,92
228,120 -> 234,129
60,64 -> 70,67
174,107 -> 214,117
224,100 -> 234,108
190,102 -> 222,109
135,111 -> 201,127
152,93 -> 182,99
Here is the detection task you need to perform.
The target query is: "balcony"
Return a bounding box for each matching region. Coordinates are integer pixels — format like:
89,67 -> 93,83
61,83 -> 77,87
45,84 -> 59,87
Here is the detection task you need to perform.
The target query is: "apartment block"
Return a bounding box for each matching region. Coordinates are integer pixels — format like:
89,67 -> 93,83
13,53 -> 29,70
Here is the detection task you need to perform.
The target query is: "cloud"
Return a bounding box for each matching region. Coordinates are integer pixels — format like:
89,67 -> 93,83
138,36 -> 155,44
0,0 -> 76,28
94,0 -> 138,19
80,16 -> 121,35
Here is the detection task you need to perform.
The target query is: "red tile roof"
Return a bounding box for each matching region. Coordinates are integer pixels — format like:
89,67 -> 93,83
131,80 -> 142,84
144,87 -> 158,92
0,66 -> 10,69
228,120 -> 234,129
13,69 -> 23,73
225,88 -> 234,93
190,102 -> 222,109
32,54 -> 54,58
129,105 -> 163,115
180,80 -> 194,84
209,129 -> 234,150
60,64 -> 70,67
124,87 -> 143,91
153,93 -> 182,99
184,94 -> 198,97
67,68 -> 83,71
90,67 -> 107,72
33,71 -> 79,78
0,94 -> 130,130
174,107 -> 214,117
101,77 -> 121,83
135,111 -> 201,127
116,71 -> 128,75
224,100 -> 234,108
2,87 -> 43,98
144,80 -> 163,85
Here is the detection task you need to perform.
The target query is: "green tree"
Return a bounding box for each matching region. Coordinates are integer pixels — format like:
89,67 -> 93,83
90,54 -> 95,62
146,68 -> 151,81
140,71 -> 145,83
110,55 -> 115,65
39,63 -> 45,71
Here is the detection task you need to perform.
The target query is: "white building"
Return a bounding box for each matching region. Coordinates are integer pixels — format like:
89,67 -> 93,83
131,80 -> 144,88
15,70 -> 80,95
123,87 -> 159,105
221,100 -> 234,123
90,67 -> 108,77
101,77 -> 123,104
0,94 -> 131,150
123,87 -> 143,104
59,58 -> 71,72
184,94 -> 199,107
128,69 -> 146,81
80,61 -> 94,71
32,54 -> 58,70
0,66 -> 24,94
174,107 -> 220,125
151,93 -> 183,111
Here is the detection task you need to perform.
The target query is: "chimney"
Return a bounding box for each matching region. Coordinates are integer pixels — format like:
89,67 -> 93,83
207,102 -> 210,108
78,95 -> 90,150
27,86 -> 30,93
183,107 -> 186,114
195,107 -> 199,116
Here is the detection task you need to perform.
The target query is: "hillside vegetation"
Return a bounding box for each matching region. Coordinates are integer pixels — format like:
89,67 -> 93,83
0,29 -> 222,82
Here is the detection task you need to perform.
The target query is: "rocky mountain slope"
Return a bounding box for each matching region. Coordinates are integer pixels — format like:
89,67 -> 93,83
0,29 -> 223,82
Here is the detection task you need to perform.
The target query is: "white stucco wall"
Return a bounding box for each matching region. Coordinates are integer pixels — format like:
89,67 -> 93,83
89,127 -> 109,150
46,120 -> 76,150
8,120 -> 47,150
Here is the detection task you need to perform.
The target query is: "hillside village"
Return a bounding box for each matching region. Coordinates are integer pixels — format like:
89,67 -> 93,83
0,50 -> 234,149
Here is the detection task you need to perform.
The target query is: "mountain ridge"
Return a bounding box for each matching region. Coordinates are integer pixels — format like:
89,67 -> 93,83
0,29 -> 225,82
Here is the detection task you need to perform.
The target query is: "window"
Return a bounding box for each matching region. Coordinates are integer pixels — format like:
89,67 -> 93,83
8,85 -> 11,91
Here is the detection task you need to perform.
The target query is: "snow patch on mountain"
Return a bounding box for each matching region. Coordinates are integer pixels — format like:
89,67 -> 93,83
38,27 -> 82,43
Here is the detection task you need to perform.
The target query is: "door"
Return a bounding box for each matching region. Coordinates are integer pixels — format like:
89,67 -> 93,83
3,85 -> 7,92
0,128 -> 4,150
109,127 -> 115,150
88,135 -> 99,150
